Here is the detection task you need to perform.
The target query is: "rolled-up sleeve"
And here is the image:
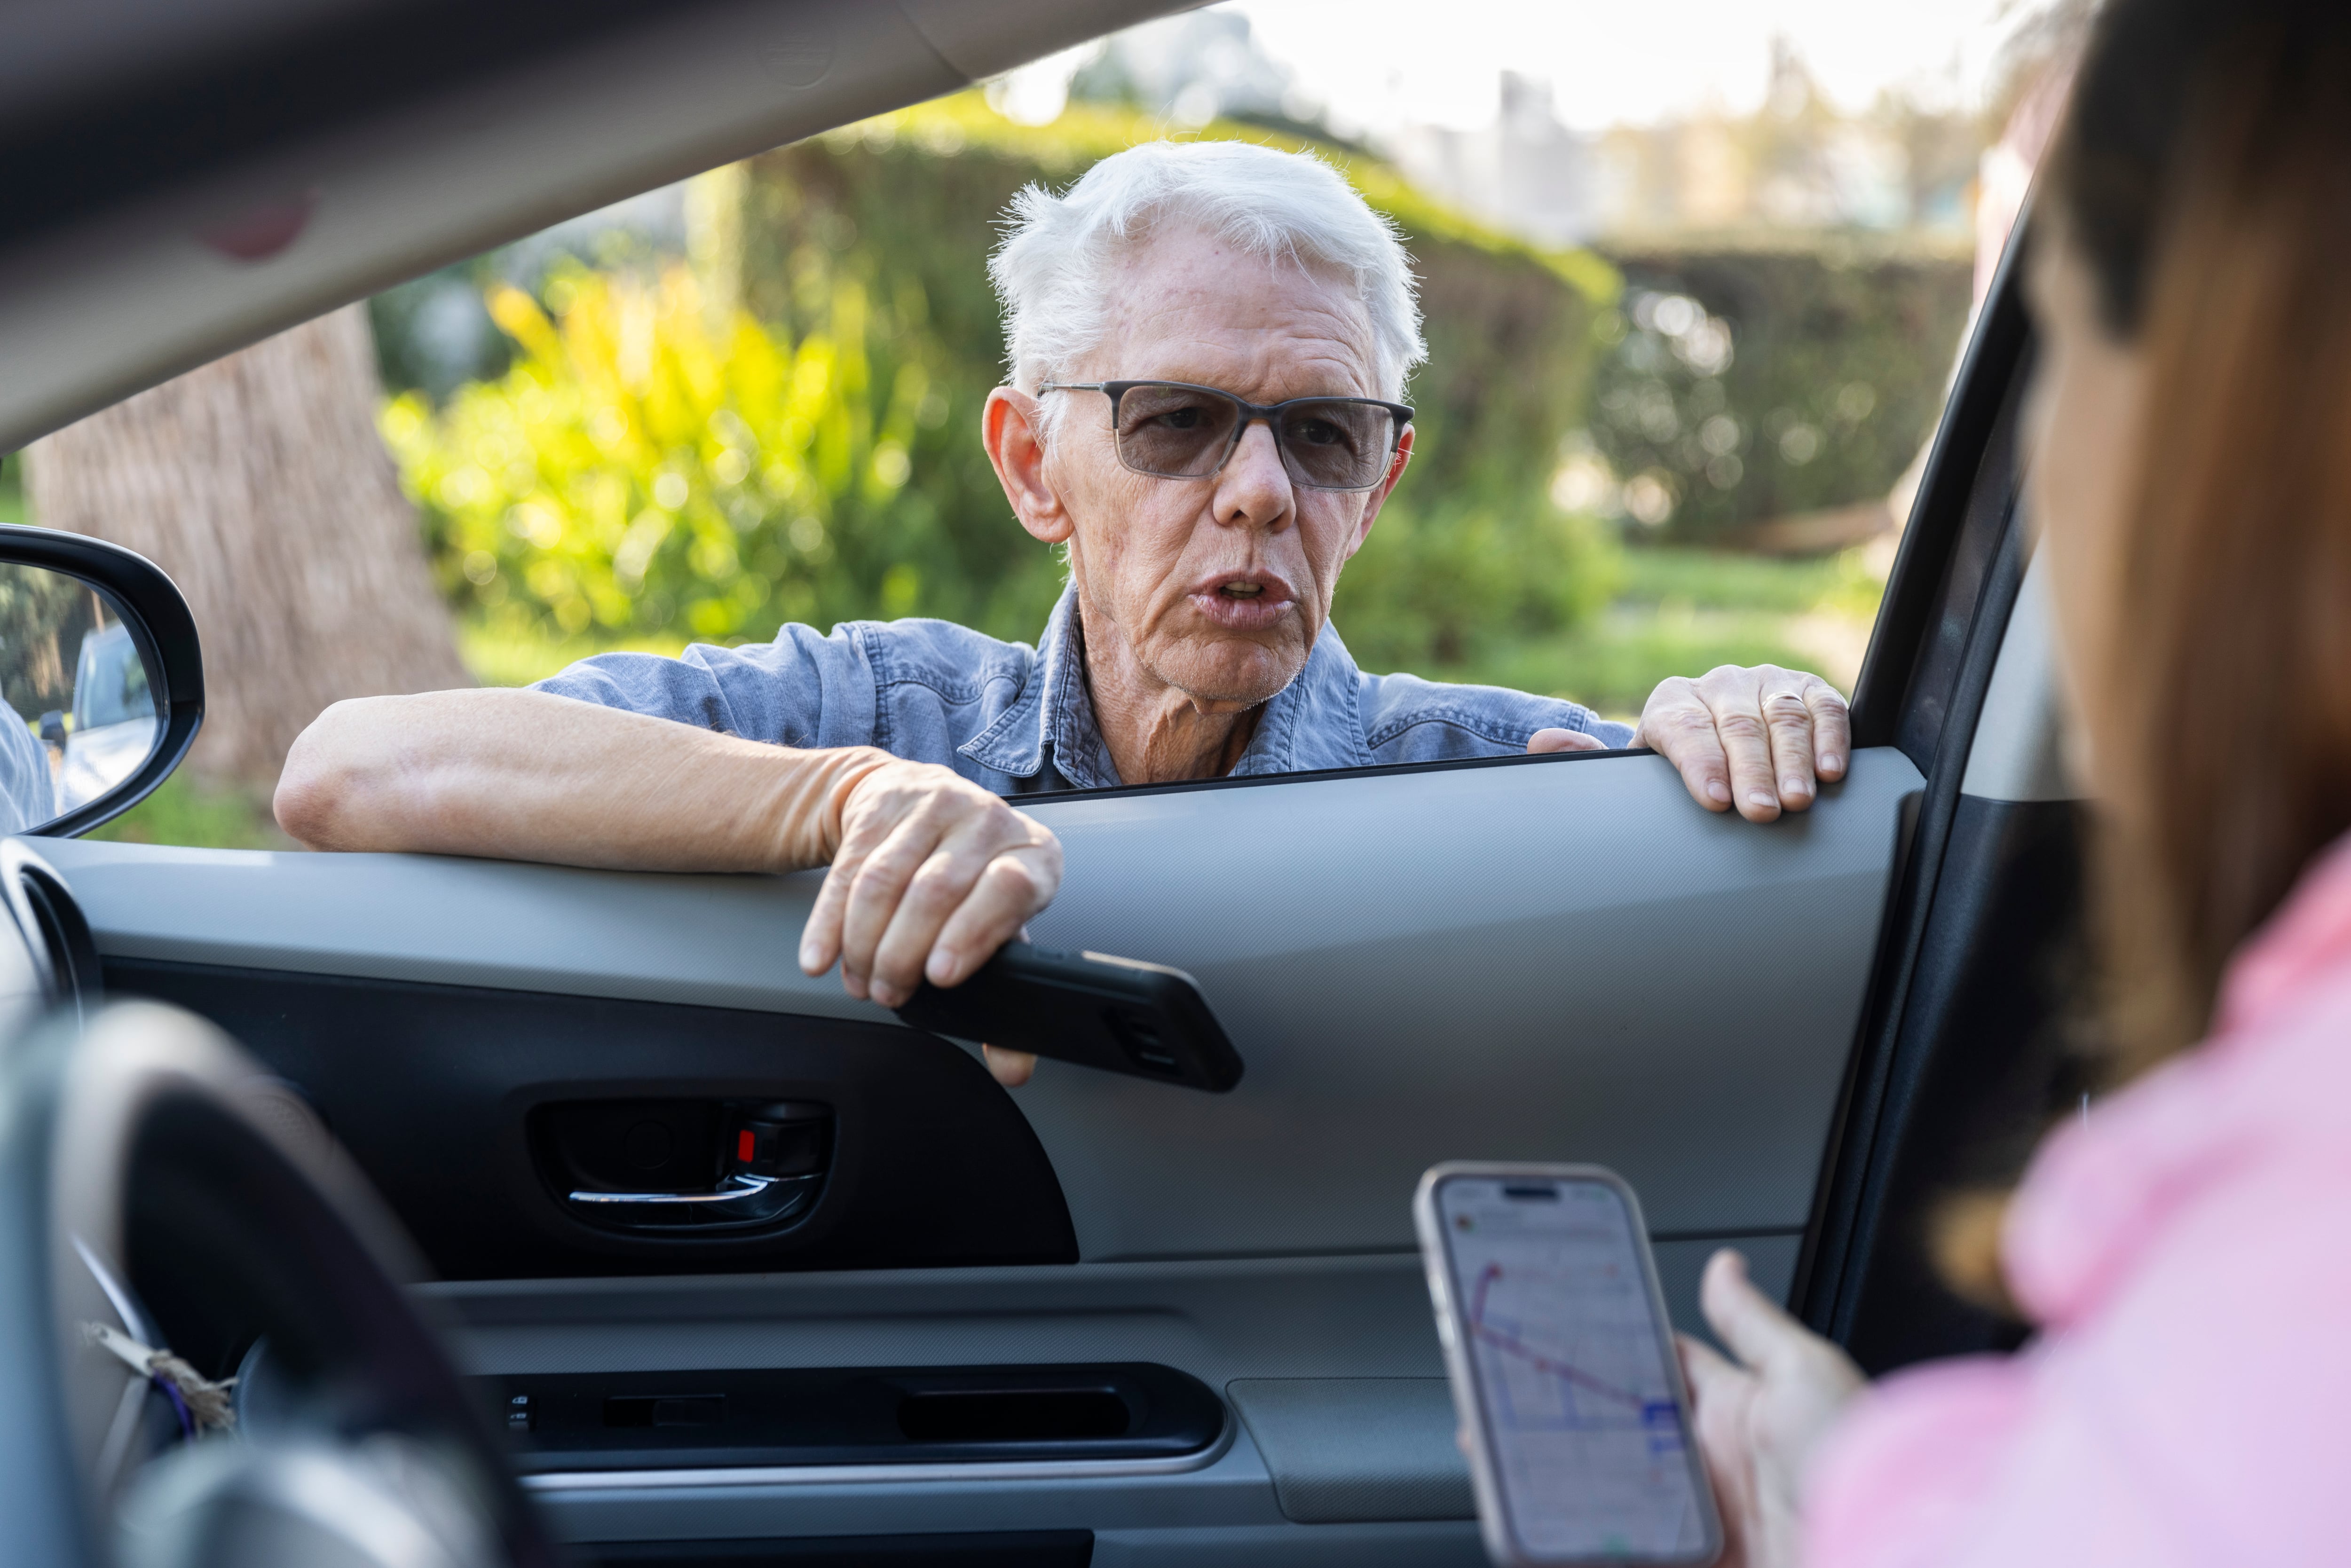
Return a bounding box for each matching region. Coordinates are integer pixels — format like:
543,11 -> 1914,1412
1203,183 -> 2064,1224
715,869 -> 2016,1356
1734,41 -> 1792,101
531,623 -> 881,749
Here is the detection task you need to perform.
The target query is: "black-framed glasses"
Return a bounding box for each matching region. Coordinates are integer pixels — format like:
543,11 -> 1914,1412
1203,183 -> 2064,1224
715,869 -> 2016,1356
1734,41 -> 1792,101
1039,379 -> 1414,492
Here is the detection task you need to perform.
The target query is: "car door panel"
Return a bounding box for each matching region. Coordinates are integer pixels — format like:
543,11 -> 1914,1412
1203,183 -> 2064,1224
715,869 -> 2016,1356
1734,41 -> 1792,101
1015,748 -> 1920,1256
45,744 -> 1917,1270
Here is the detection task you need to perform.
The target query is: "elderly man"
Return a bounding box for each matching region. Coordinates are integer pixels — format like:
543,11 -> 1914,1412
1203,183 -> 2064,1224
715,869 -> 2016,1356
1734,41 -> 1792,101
278,141 -> 1850,1084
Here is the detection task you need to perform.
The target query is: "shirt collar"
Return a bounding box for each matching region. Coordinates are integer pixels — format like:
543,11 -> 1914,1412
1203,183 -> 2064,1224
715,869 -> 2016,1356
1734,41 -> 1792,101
957,583 -> 1372,788
956,586 -> 1105,787
1231,616 -> 1374,775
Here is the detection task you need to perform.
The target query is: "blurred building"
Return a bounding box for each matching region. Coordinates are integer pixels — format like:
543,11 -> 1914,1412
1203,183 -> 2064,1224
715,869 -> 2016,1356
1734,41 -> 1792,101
1066,10 -> 1319,132
1388,43 -> 1979,248
1389,74 -> 1598,246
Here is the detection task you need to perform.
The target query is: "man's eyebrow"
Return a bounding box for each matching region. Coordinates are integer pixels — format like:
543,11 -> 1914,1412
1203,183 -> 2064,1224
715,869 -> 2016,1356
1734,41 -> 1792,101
1123,365 -> 1379,402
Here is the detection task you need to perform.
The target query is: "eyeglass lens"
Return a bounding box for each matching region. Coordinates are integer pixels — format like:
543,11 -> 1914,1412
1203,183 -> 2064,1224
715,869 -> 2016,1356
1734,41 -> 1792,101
1112,383 -> 1396,490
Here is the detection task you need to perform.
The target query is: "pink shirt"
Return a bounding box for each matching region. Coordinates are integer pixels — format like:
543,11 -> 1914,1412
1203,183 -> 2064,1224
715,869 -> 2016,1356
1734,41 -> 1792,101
1805,835 -> 2351,1567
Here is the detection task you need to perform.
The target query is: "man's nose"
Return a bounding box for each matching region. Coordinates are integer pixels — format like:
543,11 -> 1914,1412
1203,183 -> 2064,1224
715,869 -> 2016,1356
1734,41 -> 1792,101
1212,418 -> 1294,529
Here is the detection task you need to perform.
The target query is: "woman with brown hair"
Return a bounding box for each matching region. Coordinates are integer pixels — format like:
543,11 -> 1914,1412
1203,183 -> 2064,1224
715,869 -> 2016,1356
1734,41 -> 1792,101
1678,0 -> 2351,1562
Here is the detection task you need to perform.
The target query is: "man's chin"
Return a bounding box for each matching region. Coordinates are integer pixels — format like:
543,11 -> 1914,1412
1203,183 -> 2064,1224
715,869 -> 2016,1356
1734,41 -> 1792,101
1144,639 -> 1307,710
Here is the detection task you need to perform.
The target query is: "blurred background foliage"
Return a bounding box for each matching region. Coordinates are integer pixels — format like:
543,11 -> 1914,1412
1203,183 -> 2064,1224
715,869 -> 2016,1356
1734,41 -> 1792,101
1588,239 -> 1971,542
0,564 -> 97,720
382,254 -> 1005,655
0,452 -> 24,528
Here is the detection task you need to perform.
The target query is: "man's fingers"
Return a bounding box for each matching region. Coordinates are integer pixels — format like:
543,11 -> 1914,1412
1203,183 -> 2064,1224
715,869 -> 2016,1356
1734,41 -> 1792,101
1639,667 -> 1855,821
799,820 -> 883,979
983,1045 -> 1037,1087
1810,684 -> 1852,781
866,797 -> 1051,1002
1528,726 -> 1607,755
810,762 -> 1066,1009
868,839 -> 1027,1002
928,849 -> 1056,989
836,811 -> 950,1001
799,859 -> 853,977
1696,670 -> 1783,822
864,840 -> 991,1006
1636,680 -> 1733,812
853,811 -> 1059,1006
1699,1249 -> 1813,1374
1761,684 -> 1819,812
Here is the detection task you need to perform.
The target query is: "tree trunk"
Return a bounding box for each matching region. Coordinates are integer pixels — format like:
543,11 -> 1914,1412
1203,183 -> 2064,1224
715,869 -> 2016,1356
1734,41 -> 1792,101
24,305 -> 470,794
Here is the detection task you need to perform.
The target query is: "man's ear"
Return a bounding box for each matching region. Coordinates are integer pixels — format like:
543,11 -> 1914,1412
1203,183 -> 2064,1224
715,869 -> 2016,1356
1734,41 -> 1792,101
1341,425 -> 1414,563
983,388 -> 1074,545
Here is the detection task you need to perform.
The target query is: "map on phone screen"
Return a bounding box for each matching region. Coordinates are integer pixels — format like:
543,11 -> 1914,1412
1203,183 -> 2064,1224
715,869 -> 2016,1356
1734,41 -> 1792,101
1436,1176 -> 1713,1559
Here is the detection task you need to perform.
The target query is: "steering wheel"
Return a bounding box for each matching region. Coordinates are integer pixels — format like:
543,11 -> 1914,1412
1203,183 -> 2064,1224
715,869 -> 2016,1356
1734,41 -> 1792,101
0,999 -> 563,1568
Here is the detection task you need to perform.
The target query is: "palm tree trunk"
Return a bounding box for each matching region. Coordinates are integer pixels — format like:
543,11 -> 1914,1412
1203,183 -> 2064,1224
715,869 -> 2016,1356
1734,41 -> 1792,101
24,305 -> 469,795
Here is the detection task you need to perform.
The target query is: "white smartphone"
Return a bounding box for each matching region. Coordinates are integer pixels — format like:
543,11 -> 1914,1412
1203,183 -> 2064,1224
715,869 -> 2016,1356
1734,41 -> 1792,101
1414,1162 -> 1723,1567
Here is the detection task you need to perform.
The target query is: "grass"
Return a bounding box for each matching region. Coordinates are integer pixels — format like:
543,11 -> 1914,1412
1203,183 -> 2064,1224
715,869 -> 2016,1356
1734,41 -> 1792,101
0,453 -> 24,528
1418,542 -> 1891,720
83,772 -> 288,849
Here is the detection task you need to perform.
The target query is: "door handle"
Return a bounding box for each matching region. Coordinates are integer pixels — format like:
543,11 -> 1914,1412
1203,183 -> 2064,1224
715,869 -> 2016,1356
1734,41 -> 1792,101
566,1170 -> 819,1230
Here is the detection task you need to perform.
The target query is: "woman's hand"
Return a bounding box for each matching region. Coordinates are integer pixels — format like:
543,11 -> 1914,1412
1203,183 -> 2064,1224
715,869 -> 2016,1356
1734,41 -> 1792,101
1679,1249 -> 1866,1568
796,760 -> 1061,1087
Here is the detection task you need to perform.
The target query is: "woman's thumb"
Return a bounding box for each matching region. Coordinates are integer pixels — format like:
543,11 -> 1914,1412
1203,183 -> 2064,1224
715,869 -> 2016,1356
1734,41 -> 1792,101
1701,1248 -> 1805,1371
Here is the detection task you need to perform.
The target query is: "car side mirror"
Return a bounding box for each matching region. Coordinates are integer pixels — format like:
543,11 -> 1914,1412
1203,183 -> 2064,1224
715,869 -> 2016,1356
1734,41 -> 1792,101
0,524 -> 202,837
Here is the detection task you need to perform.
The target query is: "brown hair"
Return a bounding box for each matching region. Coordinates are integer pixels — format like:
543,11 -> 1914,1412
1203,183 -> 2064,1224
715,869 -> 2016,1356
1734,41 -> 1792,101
1938,0 -> 2351,1303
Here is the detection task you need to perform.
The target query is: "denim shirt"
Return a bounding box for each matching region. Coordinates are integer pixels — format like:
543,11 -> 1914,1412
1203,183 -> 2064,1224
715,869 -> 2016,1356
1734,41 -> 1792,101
533,585 -> 1633,793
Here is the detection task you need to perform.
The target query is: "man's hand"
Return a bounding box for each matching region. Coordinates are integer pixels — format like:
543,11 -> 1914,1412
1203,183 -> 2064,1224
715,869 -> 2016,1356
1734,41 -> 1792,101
797,760 -> 1060,1087
1632,664 -> 1849,821
1678,1250 -> 1865,1568
1525,664 -> 1849,820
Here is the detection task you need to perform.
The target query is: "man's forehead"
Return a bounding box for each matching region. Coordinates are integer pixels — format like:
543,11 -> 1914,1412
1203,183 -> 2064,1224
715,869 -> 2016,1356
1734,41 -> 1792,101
1090,228 -> 1379,397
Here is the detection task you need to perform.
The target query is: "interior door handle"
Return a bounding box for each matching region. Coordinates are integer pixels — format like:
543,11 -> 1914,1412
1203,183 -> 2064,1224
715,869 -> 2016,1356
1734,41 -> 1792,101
566,1171 -> 818,1230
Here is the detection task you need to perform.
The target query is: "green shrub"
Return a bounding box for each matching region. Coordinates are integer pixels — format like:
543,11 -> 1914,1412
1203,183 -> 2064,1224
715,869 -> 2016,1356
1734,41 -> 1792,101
1589,238 -> 1972,543
1332,499 -> 1620,675
381,251 -> 1049,648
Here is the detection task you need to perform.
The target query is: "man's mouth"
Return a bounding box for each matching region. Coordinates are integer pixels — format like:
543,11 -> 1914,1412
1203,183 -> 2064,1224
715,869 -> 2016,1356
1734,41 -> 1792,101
1189,572 -> 1296,630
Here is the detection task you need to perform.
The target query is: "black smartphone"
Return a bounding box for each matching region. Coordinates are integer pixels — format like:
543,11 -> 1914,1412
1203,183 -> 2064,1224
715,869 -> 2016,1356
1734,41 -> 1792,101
892,942 -> 1244,1093
1414,1163 -> 1722,1567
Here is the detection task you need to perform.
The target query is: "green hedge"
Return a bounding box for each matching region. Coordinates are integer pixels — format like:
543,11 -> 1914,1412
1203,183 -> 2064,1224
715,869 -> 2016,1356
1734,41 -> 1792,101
1588,237 -> 1973,543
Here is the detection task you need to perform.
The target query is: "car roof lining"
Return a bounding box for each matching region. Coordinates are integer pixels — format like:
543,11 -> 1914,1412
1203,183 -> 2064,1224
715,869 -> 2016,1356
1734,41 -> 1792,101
0,0 -> 1196,453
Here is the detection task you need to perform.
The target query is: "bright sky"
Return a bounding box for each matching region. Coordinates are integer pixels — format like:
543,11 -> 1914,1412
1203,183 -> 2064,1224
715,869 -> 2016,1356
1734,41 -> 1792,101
1195,0 -> 2018,134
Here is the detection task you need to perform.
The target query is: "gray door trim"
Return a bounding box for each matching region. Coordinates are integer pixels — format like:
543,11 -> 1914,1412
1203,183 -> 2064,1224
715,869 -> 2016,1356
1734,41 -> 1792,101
45,746 -> 1915,1259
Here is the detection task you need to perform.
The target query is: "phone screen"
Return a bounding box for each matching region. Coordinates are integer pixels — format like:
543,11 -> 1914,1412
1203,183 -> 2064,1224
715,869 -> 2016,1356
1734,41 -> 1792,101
1434,1174 -> 1713,1562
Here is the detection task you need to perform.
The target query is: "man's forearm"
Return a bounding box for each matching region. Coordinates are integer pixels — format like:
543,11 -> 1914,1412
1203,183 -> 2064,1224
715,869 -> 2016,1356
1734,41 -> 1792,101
275,688 -> 889,873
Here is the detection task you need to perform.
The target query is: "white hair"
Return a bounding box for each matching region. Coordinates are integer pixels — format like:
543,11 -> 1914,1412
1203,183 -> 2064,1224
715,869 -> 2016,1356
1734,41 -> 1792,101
987,140 -> 1427,408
